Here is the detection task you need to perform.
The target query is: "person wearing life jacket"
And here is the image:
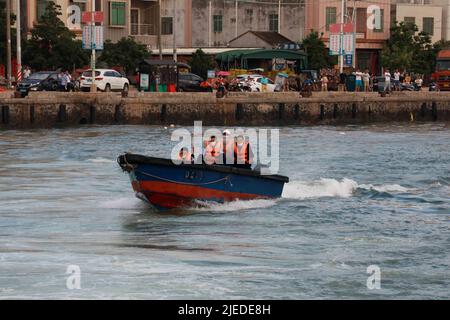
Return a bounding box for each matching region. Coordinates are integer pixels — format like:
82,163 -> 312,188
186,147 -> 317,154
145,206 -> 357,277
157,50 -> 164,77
222,129 -> 234,165
204,135 -> 222,165
233,135 -> 253,169
178,147 -> 192,164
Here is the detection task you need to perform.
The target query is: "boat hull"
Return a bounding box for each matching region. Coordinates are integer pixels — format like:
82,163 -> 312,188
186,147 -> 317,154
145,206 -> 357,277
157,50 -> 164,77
118,154 -> 288,210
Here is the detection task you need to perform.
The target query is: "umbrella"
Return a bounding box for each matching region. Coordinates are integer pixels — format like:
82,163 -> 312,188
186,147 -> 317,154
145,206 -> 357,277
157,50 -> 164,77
217,71 -> 230,77
277,72 -> 289,78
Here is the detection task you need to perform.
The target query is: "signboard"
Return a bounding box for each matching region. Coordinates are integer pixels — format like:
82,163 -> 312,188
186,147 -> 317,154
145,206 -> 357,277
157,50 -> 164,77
140,73 -> 149,91
207,70 -> 215,79
82,26 -> 104,50
82,11 -> 104,24
329,34 -> 341,56
342,33 -> 354,55
344,54 -> 353,66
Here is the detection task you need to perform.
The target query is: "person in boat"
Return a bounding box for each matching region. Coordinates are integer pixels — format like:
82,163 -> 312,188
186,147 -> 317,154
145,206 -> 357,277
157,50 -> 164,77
178,147 -> 193,164
203,135 -> 223,165
233,134 -> 253,170
222,129 -> 234,165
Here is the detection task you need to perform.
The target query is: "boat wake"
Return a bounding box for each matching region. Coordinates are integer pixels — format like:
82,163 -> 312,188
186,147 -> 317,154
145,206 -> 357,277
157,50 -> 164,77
282,178 -> 358,199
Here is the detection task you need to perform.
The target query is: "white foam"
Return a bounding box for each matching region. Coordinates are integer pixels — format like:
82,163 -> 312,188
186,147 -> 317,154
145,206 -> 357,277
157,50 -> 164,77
193,199 -> 277,212
359,183 -> 411,193
99,197 -> 144,209
88,157 -> 115,164
282,178 -> 358,199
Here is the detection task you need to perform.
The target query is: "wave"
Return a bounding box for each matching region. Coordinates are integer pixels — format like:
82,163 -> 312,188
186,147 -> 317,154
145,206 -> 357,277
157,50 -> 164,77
88,157 -> 115,164
98,197 -> 144,209
282,178 -> 358,199
358,183 -> 411,193
192,199 -> 277,212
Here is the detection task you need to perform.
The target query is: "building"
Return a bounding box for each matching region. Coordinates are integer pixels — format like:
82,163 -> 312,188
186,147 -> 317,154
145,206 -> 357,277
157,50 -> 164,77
22,0 -> 191,50
433,0 -> 450,40
191,0 -> 306,47
228,31 -> 299,49
394,0 -> 443,43
304,0 -> 392,74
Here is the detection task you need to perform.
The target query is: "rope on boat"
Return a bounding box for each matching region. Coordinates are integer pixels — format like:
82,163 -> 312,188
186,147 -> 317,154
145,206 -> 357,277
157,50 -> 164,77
135,170 -> 230,186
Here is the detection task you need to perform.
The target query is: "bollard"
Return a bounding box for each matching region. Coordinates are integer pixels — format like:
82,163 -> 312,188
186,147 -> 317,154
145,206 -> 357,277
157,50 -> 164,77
236,103 -> 243,121
89,106 -> 96,124
320,105 -> 325,120
161,104 -> 167,122
1,106 -> 9,124
278,103 -> 285,120
432,102 -> 437,121
30,105 -> 35,124
294,104 -> 300,120
58,104 -> 67,122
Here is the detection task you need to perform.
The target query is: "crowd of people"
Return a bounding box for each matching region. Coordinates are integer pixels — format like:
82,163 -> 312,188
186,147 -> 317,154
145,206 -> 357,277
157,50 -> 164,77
318,68 -> 425,93
177,130 -> 254,170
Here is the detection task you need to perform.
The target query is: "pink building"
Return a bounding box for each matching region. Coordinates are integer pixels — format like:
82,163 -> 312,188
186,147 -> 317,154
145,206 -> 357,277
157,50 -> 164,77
305,0 -> 392,74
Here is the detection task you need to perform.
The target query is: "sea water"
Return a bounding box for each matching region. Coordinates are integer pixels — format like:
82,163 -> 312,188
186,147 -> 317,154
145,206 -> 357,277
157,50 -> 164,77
0,124 -> 449,299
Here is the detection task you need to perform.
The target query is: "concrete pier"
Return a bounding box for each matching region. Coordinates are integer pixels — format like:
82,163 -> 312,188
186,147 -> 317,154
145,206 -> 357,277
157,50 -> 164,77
0,91 -> 449,129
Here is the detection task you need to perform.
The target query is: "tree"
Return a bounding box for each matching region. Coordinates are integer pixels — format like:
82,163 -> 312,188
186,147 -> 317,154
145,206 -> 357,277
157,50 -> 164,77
98,37 -> 150,74
381,21 -> 437,75
301,31 -> 335,70
0,1 -> 16,66
188,49 -> 215,79
22,1 -> 89,71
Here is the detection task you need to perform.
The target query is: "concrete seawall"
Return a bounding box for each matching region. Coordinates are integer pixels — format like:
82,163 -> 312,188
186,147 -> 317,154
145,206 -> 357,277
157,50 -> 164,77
0,91 -> 449,129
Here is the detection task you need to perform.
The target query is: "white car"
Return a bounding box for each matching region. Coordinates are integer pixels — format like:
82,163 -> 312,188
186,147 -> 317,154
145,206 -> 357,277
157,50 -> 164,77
80,69 -> 129,92
236,74 -> 276,92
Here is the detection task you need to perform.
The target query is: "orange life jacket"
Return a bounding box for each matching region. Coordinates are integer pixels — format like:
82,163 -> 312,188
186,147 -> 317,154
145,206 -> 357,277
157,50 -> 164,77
204,142 -> 222,164
234,142 -> 251,164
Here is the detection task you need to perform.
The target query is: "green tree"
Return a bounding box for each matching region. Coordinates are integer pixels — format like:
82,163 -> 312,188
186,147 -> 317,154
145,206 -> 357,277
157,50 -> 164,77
188,49 -> 215,79
98,37 -> 150,74
301,31 -> 335,70
381,21 -> 437,75
22,1 -> 89,71
0,1 -> 16,66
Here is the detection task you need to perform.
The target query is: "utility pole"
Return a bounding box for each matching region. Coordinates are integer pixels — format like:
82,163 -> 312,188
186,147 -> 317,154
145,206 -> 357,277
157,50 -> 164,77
235,0 -> 238,39
6,0 -> 12,89
90,0 -> 96,92
208,0 -> 212,47
16,0 -> 22,84
278,0 -> 281,34
158,0 -> 162,60
339,0 -> 345,74
173,0 -> 177,62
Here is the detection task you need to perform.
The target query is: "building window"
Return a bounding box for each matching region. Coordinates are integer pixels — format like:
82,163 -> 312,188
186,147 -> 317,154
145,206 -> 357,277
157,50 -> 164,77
356,8 -> 367,33
373,9 -> 384,32
269,14 -> 278,32
36,0 -> 49,22
161,17 -> 173,35
110,2 -> 126,26
423,17 -> 434,35
246,9 -> 253,17
404,17 -> 416,26
213,15 -> 223,33
325,7 -> 336,31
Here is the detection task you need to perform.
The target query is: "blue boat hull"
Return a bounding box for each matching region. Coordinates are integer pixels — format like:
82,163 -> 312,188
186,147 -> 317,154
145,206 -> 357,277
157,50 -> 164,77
118,154 -> 288,210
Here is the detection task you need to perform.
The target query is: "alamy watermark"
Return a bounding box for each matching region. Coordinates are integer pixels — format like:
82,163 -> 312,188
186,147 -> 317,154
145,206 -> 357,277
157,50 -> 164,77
367,5 -> 382,31
66,265 -> 81,290
170,121 -> 279,175
366,265 -> 381,290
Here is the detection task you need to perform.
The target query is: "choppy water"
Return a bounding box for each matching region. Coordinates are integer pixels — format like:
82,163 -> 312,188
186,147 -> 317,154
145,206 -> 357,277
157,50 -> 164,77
0,124 -> 449,299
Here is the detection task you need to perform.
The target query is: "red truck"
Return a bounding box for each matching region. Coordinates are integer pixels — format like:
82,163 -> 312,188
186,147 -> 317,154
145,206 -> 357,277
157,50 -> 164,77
432,49 -> 450,90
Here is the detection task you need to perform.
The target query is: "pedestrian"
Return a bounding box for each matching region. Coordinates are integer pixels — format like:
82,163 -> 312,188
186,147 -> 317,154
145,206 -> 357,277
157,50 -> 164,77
23,66 -> 31,79
384,69 -> 391,93
394,69 -> 401,91
354,69 -> 363,92
363,70 -> 370,92
321,74 -> 329,92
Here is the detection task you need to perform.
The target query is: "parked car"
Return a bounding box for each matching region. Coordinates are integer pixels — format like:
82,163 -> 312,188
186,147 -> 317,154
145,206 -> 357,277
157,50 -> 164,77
178,73 -> 212,92
80,69 -> 129,92
16,71 -> 60,97
236,74 -> 276,92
